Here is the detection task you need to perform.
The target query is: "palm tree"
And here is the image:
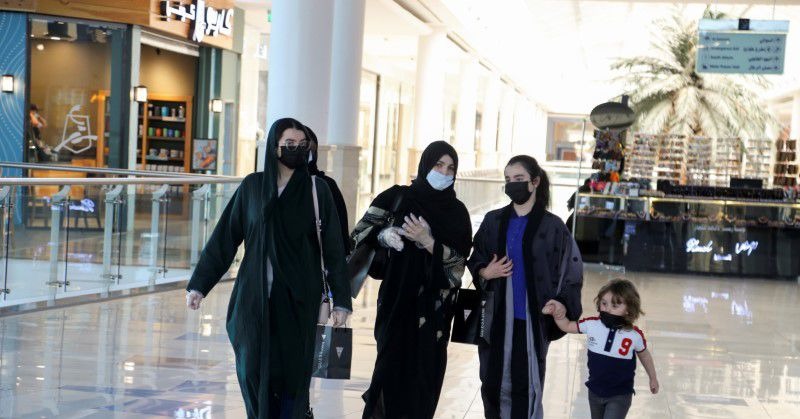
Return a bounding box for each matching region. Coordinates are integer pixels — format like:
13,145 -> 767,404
611,8 -> 777,139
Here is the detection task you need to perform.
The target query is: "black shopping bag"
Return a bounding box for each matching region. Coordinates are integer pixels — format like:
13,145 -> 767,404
311,325 -> 352,379
451,288 -> 494,345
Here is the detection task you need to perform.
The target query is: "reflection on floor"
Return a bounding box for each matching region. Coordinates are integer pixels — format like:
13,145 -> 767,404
0,265 -> 798,418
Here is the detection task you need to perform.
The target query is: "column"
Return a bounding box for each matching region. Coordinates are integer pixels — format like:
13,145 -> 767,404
478,76 -> 502,170
496,87 -> 517,167
264,0 -> 335,168
323,0 -> 366,227
791,93 -> 800,139
411,27 -> 447,171
454,58 -> 479,171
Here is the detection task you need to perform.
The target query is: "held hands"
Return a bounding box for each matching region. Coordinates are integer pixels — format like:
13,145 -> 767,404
377,226 -> 405,252
541,299 -> 567,320
399,214 -> 434,248
186,290 -> 204,310
479,254 -> 513,280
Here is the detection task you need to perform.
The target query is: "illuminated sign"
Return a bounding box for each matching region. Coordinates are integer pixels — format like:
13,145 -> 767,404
686,238 -> 713,253
735,240 -> 758,256
161,0 -> 234,43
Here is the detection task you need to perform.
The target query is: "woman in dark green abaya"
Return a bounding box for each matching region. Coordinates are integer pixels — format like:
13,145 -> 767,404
185,118 -> 352,419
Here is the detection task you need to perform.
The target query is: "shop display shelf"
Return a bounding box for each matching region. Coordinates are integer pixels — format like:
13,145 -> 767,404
148,116 -> 187,122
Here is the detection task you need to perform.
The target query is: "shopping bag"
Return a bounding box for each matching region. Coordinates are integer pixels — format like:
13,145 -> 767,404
311,325 -> 352,379
451,287 -> 494,345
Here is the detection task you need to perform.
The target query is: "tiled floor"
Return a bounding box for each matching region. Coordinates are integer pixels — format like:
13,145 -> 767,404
0,265 -> 798,418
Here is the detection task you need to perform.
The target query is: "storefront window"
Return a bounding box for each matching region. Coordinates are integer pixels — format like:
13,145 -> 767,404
546,115 -> 596,162
28,16 -> 127,168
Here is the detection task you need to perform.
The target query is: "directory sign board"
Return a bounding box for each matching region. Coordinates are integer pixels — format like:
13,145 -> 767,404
696,19 -> 789,75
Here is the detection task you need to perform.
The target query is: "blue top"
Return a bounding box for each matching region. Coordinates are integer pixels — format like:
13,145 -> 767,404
507,213 -> 528,320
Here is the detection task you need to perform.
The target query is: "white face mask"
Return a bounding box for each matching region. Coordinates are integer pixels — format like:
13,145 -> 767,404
426,169 -> 454,191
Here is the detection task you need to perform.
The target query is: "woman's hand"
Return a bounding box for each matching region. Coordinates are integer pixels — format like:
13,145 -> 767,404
332,309 -> 350,327
186,290 -> 204,310
478,254 -> 513,280
377,227 -> 404,252
400,214 -> 433,247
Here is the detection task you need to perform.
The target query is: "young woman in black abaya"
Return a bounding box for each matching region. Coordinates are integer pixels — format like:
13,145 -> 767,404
185,118 -> 352,419
352,141 -> 472,419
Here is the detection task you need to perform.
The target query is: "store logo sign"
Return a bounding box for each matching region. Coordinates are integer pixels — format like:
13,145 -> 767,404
54,105 -> 97,154
161,0 -> 234,43
686,238 -> 713,253
713,254 -> 732,262
735,240 -> 759,256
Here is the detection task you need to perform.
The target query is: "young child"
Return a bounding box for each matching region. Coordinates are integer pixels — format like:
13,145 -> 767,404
542,279 -> 658,419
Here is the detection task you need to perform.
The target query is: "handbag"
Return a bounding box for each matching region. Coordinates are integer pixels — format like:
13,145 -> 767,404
451,281 -> 494,345
346,192 -> 403,298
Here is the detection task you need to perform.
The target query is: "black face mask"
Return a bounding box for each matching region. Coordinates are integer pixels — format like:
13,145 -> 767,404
278,146 -> 309,169
600,311 -> 627,329
505,181 -> 533,205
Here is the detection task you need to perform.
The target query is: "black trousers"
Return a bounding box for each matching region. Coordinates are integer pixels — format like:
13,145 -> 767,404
510,319 -> 529,419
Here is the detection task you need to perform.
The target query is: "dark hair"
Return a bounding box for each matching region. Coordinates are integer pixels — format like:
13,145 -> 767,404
505,155 -> 550,208
30,104 -> 39,112
594,279 -> 644,328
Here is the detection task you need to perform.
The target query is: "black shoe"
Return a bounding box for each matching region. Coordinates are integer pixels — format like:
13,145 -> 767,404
305,407 -> 314,418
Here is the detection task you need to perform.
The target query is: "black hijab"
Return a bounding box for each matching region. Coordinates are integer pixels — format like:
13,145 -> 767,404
304,125 -> 323,176
408,141 -> 472,257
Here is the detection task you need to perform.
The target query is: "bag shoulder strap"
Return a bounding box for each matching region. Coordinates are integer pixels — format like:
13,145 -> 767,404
311,176 -> 330,293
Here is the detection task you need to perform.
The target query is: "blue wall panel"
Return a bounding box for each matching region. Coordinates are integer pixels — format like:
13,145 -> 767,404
0,12 -> 26,178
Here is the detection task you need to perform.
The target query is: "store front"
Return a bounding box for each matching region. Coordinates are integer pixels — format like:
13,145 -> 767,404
572,130 -> 800,279
0,0 -> 239,178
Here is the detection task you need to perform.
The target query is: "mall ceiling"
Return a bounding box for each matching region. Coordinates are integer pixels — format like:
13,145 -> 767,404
234,0 -> 800,115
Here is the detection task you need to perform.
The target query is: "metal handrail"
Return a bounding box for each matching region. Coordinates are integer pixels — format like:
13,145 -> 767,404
0,162 -> 240,179
0,177 -> 241,186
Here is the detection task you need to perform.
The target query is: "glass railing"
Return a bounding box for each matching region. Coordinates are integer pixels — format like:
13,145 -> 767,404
0,163 -> 241,310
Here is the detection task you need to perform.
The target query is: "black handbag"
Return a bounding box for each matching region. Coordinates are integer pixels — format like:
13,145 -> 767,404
347,192 -> 403,298
451,283 -> 494,345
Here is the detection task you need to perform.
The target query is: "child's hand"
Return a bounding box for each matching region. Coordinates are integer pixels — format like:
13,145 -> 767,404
541,299 -> 567,320
650,377 -> 659,394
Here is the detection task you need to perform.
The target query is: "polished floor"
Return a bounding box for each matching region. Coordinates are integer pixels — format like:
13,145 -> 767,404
0,265 -> 798,418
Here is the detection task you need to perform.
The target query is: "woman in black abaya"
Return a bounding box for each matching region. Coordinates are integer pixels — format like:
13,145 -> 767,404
185,118 -> 352,419
352,141 -> 472,419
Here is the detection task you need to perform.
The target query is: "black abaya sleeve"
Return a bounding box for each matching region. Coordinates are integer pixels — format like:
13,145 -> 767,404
316,178 -> 353,311
467,216 -> 494,289
322,175 -> 351,254
187,178 -> 247,297
553,223 -> 583,322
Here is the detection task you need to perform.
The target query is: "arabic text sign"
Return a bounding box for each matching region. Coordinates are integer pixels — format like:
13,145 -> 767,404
697,31 -> 786,74
161,0 -> 233,43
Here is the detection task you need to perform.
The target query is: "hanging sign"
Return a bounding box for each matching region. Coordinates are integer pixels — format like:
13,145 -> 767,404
160,0 -> 234,43
696,19 -> 789,75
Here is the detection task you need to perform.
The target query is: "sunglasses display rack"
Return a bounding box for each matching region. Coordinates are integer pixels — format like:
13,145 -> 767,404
686,137 -> 714,186
654,135 -> 686,184
624,134 -> 658,180
743,138 -> 775,188
711,138 -> 743,187
774,139 -> 798,187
